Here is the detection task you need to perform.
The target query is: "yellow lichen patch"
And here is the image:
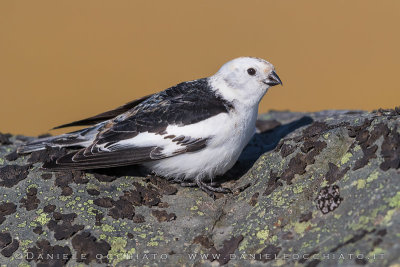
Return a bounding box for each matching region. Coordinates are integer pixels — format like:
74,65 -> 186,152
238,238 -> 248,252
86,206 -> 97,216
274,258 -> 287,266
85,182 -> 99,191
356,179 -> 366,189
139,233 -> 147,239
272,193 -> 286,207
59,195 -> 71,202
340,152 -> 352,165
349,216 -> 371,231
388,192 -> 400,208
17,222 -> 27,228
256,227 -> 269,244
367,171 -> 379,183
293,221 -> 312,236
293,184 -> 304,194
382,209 -> 396,225
108,237 -> 128,266
66,200 -> 76,208
34,213 -> 51,225
101,224 -> 115,232
320,179 -> 328,187
258,209 -> 266,218
147,241 -> 159,247
27,184 -> 38,190
19,240 -> 33,247
367,247 -> 386,263
309,227 -> 321,234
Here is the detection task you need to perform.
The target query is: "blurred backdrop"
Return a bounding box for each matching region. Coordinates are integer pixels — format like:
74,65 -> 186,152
1,1 -> 399,136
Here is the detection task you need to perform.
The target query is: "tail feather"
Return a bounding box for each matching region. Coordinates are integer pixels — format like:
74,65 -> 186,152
17,126 -> 101,154
42,150 -> 139,171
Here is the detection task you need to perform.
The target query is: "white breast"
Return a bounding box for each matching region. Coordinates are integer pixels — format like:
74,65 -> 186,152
143,103 -> 258,183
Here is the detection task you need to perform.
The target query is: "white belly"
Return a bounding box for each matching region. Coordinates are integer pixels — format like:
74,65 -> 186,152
143,105 -> 258,182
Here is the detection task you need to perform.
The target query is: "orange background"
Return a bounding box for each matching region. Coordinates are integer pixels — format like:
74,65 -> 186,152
1,1 -> 399,136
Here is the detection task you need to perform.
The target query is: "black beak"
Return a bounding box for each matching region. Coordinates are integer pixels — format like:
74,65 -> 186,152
265,70 -> 282,86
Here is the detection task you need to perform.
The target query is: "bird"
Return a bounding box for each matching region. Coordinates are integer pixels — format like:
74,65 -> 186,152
18,57 -> 282,196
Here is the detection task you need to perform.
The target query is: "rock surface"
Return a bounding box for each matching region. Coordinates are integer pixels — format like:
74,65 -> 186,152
0,109 -> 399,267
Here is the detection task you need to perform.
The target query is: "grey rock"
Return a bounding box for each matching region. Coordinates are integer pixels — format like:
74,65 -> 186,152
0,109 -> 399,266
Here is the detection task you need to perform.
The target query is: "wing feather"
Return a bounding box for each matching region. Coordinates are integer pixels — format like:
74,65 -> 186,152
43,136 -> 209,171
53,94 -> 153,129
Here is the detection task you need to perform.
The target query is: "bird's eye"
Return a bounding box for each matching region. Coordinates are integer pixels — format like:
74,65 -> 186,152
247,68 -> 256,76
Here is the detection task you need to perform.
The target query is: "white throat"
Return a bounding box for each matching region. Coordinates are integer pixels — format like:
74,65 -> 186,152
208,75 -> 268,108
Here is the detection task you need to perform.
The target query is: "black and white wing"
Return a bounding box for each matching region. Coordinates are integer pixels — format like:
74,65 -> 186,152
52,94 -> 153,129
44,78 -> 233,170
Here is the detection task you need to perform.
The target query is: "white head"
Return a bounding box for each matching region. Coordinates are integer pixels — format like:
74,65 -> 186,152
210,57 -> 282,106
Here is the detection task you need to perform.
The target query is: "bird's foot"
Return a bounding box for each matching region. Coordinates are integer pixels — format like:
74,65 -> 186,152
180,181 -> 221,187
195,179 -> 232,199
179,182 -> 197,187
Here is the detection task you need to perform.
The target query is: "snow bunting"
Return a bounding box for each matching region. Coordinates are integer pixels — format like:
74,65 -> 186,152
18,57 -> 282,196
